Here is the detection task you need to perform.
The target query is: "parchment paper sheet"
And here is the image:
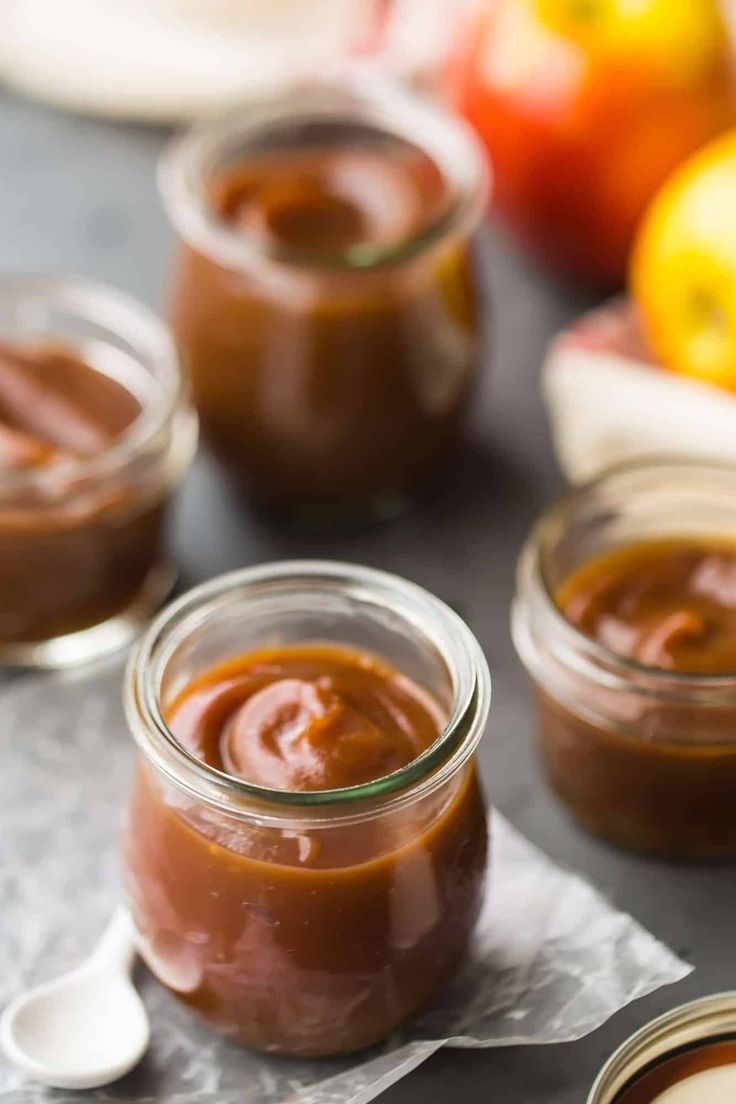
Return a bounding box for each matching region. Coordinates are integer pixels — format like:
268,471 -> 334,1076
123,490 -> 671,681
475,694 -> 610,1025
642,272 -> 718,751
0,659 -> 691,1104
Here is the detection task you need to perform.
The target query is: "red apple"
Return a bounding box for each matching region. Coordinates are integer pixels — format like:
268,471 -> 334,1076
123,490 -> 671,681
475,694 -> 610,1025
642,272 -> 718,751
444,0 -> 736,286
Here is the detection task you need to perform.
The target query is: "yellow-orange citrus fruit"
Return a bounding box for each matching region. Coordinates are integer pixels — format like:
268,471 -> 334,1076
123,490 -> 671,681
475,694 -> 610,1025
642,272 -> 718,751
631,129 -> 736,391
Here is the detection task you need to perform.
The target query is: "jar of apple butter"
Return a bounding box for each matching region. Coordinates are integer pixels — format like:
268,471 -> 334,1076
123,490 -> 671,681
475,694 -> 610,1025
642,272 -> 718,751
0,275 -> 197,667
513,459 -> 736,859
160,78 -> 488,526
123,561 -> 491,1056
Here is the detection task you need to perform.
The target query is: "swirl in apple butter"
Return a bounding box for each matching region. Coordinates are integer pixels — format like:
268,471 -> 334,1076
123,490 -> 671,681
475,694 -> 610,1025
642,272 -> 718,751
0,341 -> 140,470
557,538 -> 736,675
168,644 -> 444,791
211,144 -> 447,258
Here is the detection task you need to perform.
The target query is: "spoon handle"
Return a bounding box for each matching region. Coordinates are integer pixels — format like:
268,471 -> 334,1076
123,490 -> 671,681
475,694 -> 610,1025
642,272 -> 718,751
87,907 -> 137,975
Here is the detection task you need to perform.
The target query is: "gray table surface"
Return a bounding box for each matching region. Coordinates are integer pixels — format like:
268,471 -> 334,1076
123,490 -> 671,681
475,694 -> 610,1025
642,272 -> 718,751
1,88 -> 732,1104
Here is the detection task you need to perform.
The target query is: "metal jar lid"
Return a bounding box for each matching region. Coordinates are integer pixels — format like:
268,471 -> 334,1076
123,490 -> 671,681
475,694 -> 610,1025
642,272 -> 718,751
588,993 -> 736,1104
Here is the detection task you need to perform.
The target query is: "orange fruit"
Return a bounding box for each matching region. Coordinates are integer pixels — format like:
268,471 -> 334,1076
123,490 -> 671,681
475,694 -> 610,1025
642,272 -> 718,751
631,129 -> 736,391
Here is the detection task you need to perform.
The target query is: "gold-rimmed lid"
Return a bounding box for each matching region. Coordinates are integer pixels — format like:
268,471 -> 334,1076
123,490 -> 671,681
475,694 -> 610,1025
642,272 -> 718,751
589,993 -> 736,1103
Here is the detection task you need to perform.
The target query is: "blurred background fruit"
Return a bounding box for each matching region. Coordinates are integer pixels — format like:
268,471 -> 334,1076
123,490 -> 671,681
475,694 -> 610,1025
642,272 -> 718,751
631,128 -> 736,391
444,0 -> 736,286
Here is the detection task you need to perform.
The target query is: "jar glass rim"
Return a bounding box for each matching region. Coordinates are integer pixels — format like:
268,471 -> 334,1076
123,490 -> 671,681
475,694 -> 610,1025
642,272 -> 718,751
0,273 -> 188,493
125,560 -> 492,824
158,73 -> 490,273
519,456 -> 736,697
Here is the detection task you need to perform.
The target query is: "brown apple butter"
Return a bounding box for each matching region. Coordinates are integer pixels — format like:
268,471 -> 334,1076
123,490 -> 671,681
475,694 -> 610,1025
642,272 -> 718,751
124,643 -> 488,1055
0,341 -> 139,468
542,538 -> 736,856
162,81 -> 487,524
168,645 -> 445,791
557,539 -> 736,675
0,341 -> 163,650
513,460 -> 736,858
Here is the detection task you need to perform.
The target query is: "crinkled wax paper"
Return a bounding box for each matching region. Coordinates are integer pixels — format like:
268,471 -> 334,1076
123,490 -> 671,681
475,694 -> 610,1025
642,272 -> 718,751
0,659 -> 690,1104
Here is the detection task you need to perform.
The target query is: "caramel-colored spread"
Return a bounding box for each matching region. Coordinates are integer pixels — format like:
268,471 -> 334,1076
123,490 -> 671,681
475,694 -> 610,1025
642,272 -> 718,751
0,342 -> 166,646
168,645 -> 443,791
558,538 -> 736,674
212,144 -> 446,257
170,138 -> 479,519
536,537 -> 736,856
125,643 -> 487,1055
0,342 -> 139,470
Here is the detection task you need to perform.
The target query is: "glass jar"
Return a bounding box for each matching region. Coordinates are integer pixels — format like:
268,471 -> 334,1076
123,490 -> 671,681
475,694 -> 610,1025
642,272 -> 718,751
123,561 -> 491,1056
0,275 -> 197,668
160,77 -> 488,527
512,459 -> 736,858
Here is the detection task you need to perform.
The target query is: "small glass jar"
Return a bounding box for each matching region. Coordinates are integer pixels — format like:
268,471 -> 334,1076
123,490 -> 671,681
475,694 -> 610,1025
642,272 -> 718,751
123,561 -> 491,1056
160,76 -> 488,527
512,459 -> 736,858
0,275 -> 197,668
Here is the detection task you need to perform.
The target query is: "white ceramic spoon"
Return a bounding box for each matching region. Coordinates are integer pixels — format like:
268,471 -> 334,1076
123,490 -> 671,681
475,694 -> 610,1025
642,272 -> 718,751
0,908 -> 149,1090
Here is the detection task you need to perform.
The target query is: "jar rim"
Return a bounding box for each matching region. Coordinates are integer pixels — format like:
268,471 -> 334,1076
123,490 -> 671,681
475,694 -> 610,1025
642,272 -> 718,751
159,73 -> 490,273
587,992 -> 736,1104
125,560 -> 492,825
0,273 -> 188,493
514,456 -> 736,705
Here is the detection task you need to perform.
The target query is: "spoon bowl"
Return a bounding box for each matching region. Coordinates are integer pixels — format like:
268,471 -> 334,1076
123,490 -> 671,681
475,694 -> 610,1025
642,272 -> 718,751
0,909 -> 149,1090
